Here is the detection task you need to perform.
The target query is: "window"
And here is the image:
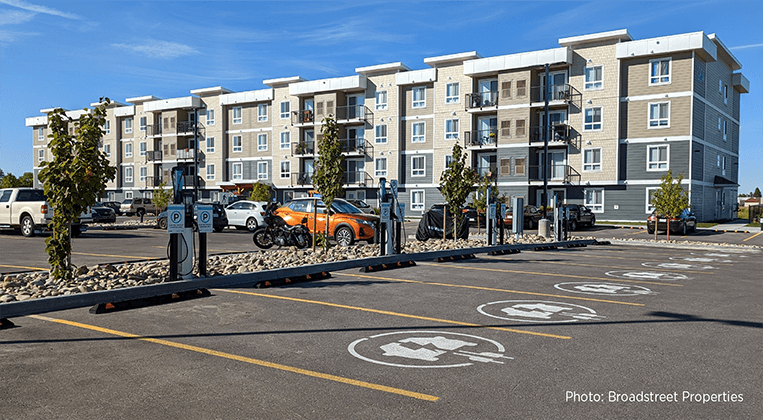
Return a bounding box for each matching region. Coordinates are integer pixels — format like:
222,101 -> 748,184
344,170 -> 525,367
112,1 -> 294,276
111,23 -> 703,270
723,84 -> 728,104
584,189 -> 604,213
104,144 -> 111,157
500,120 -> 511,138
125,117 -> 133,134
411,155 -> 425,177
280,101 -> 290,119
375,157 -> 387,177
515,119 -> 526,137
139,142 -> 146,156
514,158 -> 526,176
501,81 -> 512,99
125,191 -> 133,199
206,109 -> 215,126
646,187 -> 659,213
258,104 -> 267,122
718,117 -> 722,131
648,102 -> 670,128
280,161 -> 290,179
445,83 -> 459,104
722,156 -> 726,176
232,107 -> 242,124
412,122 -> 425,143
722,120 -> 728,141
125,143 -> 133,158
232,163 -> 242,180
375,124 -> 388,144
257,133 -> 268,151
140,117 -> 147,132
411,190 -> 425,211
516,80 -> 526,97
647,145 -> 669,171
584,65 -> 603,90
375,91 -> 388,110
445,155 -> 453,170
649,58 -> 671,85
139,166 -> 147,182
206,137 -> 215,153
584,107 -> 602,131
412,87 -> 426,108
233,135 -> 242,152
37,127 -> 44,141
37,149 -> 44,162
125,166 -> 133,183
280,132 -> 290,150
104,120 -> 110,135
206,164 -> 215,180
257,162 -> 268,180
445,119 -> 459,140
583,148 -> 602,172
717,154 -> 721,168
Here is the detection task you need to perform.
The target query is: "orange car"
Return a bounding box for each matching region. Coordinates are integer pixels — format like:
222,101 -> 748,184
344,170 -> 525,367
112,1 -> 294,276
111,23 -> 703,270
275,197 -> 378,246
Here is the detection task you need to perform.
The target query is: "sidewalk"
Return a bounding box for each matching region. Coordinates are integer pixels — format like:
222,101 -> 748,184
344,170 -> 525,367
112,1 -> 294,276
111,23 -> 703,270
700,218 -> 758,233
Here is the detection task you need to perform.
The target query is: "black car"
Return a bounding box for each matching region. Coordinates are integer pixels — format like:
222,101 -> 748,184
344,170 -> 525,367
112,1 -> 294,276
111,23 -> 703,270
503,205 -> 544,229
91,203 -> 117,223
647,209 -> 697,235
155,204 -> 228,232
99,201 -> 123,215
564,204 -> 596,230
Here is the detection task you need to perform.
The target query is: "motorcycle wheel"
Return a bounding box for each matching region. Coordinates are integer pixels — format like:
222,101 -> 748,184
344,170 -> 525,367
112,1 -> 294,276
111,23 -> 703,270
295,232 -> 312,249
252,228 -> 274,249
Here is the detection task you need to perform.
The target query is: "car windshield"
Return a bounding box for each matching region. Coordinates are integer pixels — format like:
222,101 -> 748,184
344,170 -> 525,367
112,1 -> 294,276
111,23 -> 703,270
327,199 -> 362,214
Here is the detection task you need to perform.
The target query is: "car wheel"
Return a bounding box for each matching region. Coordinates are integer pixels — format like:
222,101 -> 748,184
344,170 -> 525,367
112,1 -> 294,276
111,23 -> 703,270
569,219 -> 577,231
72,226 -> 82,238
158,218 -> 167,229
647,227 -> 655,234
21,215 -> 35,237
214,226 -> 224,233
335,226 -> 354,247
682,223 -> 687,236
246,217 -> 258,232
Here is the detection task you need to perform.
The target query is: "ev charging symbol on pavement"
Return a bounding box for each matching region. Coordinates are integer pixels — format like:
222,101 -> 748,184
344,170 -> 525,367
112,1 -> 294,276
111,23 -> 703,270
478,300 -> 605,323
554,282 -> 653,296
605,270 -> 690,281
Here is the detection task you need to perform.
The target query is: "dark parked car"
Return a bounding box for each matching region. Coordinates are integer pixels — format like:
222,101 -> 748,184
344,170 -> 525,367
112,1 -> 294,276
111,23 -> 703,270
99,201 -> 123,216
564,204 -> 596,230
647,209 -> 696,235
91,203 -> 117,224
503,205 -> 544,230
155,203 -> 228,232
346,199 -> 375,214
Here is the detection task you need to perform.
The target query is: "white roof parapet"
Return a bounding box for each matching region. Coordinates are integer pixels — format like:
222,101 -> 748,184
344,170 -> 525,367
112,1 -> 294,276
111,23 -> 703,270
289,75 -> 367,96
144,96 -> 204,112
190,86 -> 233,96
219,88 -> 274,106
114,105 -> 135,117
395,68 -> 437,85
732,73 -> 749,93
355,62 -> 411,75
25,116 -> 48,127
89,100 -> 127,108
263,76 -> 306,87
558,29 -> 632,46
615,31 -> 717,63
708,33 -> 743,71
463,47 -> 571,76
126,95 -> 161,104
424,51 -> 481,67
40,107 -> 66,113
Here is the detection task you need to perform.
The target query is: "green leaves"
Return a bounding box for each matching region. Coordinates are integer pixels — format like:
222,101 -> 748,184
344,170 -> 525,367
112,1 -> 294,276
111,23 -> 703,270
439,142 -> 478,238
248,182 -> 271,202
651,169 -> 689,219
153,181 -> 172,212
312,115 -> 344,250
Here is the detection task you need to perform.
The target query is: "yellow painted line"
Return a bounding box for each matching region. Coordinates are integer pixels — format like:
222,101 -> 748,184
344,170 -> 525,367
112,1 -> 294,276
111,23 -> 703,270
29,315 -> 438,402
337,273 -> 644,307
217,289 -> 571,340
0,264 -> 48,271
71,251 -> 156,259
420,261 -> 683,287
743,231 -> 762,242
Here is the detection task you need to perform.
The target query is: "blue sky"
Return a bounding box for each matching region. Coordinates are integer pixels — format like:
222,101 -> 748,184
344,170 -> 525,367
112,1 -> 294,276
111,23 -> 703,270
0,0 -> 760,194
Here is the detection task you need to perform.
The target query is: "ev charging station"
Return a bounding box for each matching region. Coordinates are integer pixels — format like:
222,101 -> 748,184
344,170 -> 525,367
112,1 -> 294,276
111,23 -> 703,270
167,165 -> 210,281
512,196 -> 524,240
378,178 -> 402,255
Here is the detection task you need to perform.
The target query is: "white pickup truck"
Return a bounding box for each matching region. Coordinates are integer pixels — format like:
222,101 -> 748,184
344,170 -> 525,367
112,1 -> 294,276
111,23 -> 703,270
0,188 -> 92,237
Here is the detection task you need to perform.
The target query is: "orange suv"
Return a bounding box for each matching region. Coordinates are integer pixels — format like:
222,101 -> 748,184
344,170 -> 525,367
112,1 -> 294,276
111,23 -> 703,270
275,197 -> 378,246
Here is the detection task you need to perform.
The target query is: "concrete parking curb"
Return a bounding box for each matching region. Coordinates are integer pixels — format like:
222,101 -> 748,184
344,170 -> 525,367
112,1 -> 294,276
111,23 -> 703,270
0,239 -> 596,321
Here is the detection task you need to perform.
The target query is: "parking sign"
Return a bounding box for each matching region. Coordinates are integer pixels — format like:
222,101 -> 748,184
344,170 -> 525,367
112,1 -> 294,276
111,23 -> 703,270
196,205 -> 213,233
167,204 -> 185,234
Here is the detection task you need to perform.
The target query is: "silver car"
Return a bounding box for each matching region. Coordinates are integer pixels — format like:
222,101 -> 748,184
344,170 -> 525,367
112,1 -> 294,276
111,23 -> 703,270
225,200 -> 267,231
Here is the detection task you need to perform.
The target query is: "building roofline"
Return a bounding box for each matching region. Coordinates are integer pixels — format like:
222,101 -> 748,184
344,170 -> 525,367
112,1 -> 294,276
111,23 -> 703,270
355,62 -> 411,75
263,76 -> 306,87
424,51 -> 481,67
707,33 -> 743,71
558,29 -> 633,46
190,86 -> 233,96
126,95 -> 161,104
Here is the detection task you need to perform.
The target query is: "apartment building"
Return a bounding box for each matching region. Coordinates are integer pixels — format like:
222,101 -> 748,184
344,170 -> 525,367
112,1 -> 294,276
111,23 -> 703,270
26,29 -> 748,222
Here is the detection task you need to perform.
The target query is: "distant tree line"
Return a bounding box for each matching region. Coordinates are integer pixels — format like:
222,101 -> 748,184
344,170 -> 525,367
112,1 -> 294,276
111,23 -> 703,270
738,188 -> 761,198
0,169 -> 34,188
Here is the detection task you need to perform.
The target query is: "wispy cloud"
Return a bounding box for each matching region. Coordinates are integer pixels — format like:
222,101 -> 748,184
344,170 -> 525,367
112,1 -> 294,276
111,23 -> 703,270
112,41 -> 200,59
731,43 -> 763,50
0,10 -> 35,25
0,0 -> 82,20
0,28 -> 37,42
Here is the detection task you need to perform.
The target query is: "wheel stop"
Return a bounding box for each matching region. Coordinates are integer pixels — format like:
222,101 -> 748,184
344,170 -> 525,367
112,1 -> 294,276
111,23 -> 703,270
360,261 -> 416,273
253,271 -> 332,289
89,288 -> 211,314
435,254 -> 476,262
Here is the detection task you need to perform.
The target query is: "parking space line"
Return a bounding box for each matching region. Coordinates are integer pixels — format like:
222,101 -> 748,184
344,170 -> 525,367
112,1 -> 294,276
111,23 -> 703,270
423,262 -> 683,287
337,273 -> 644,306
743,232 -> 762,242
484,257 -> 707,276
217,289 -> 571,340
0,263 -> 48,271
29,314 -> 439,402
71,251 -> 158,259
549,253 -> 732,266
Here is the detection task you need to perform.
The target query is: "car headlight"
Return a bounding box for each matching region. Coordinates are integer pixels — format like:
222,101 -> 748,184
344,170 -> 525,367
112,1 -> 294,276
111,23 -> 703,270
356,219 -> 374,226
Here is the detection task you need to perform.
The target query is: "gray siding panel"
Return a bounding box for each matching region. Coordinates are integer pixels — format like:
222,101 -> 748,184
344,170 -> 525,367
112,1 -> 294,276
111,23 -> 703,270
402,153 -> 433,185
692,98 -> 705,140
692,142 -> 704,181
625,141 -> 690,180
694,59 -> 706,97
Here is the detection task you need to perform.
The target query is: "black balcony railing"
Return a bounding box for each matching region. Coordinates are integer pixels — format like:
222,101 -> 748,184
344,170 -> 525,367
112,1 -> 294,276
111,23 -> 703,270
292,109 -> 315,125
465,91 -> 499,109
339,138 -> 373,155
530,83 -> 582,105
529,124 -> 572,144
145,123 -> 162,136
177,121 -> 203,134
292,140 -> 315,156
464,129 -> 498,147
291,172 -> 313,186
145,150 -> 162,162
336,105 -> 374,125
475,165 -> 498,178
342,170 -> 372,186
527,164 -> 580,184
143,176 -> 164,188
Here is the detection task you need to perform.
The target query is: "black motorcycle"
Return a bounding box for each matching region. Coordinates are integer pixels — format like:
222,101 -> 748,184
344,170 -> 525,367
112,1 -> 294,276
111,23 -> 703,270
252,201 -> 312,249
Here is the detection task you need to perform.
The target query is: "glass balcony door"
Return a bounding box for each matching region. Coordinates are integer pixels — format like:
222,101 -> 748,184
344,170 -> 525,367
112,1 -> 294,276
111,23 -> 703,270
347,95 -> 365,119
541,71 -> 568,101
478,79 -> 498,106
539,151 -> 566,179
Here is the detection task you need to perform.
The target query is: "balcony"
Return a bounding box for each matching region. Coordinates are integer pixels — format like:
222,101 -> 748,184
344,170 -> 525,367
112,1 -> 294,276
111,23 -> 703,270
176,149 -> 197,160
145,150 -> 162,162
530,83 -> 581,107
465,91 -> 499,110
464,129 -> 498,148
143,176 -> 164,188
339,138 -> 373,156
475,165 -> 497,178
291,109 -> 315,125
342,170 -> 372,186
529,124 -> 572,145
145,123 -> 162,137
177,121 -> 203,134
291,172 -> 313,186
528,164 -> 580,185
336,105 -> 374,125
292,140 -> 316,156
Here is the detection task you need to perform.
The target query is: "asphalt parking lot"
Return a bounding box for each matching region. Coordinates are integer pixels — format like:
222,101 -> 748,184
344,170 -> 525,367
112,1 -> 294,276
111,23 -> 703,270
1,238 -> 760,418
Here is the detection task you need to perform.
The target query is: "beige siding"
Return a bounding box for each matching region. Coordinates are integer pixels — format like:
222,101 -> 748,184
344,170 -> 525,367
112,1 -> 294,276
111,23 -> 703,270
621,96 -> 691,139
621,52 -> 692,97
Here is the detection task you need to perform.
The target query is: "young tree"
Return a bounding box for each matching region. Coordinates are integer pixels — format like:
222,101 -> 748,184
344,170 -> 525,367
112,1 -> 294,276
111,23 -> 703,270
754,187 -> 761,198
311,115 -> 344,249
439,142 -> 478,239
248,182 -> 271,202
17,172 -> 34,187
152,181 -> 172,212
651,170 -> 690,241
38,98 -> 117,280
0,173 -> 18,188
471,172 -> 498,233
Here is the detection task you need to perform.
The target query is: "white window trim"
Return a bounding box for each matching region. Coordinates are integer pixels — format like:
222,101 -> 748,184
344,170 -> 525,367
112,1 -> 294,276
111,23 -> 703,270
139,166 -> 147,182
410,190 -> 425,212
647,101 -> 671,129
206,109 -> 215,126
125,143 -> 133,158
38,128 -> 44,141
257,161 -> 268,180
139,117 -> 147,132
139,142 -> 147,157
233,135 -> 242,153
411,155 -> 426,177
206,164 -> 215,180
723,84 -> 728,105
722,120 -> 728,141
583,106 -> 603,132
412,121 -> 426,143
232,107 -> 242,125
412,87 -> 426,109
375,124 -> 388,144
648,57 -> 671,86
445,82 -> 460,104
280,132 -> 291,150
125,167 -> 133,183
280,161 -> 290,179
258,104 -> 268,122
582,147 -> 602,172
645,187 -> 659,214
125,117 -> 133,134
206,137 -> 215,153
444,154 -> 453,171
584,188 -> 604,213
104,144 -> 111,157
374,157 -> 387,177
104,121 -> 111,135
125,191 -> 133,199
584,65 -> 604,91
646,144 -> 670,172
280,101 -> 290,119
444,118 -> 459,140
257,133 -> 268,151
37,149 -> 44,162
375,91 -> 388,111
232,162 -> 243,180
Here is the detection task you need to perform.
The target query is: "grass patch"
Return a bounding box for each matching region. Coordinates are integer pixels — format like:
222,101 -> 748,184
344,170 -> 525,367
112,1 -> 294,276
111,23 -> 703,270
696,222 -> 719,228
747,222 -> 761,228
